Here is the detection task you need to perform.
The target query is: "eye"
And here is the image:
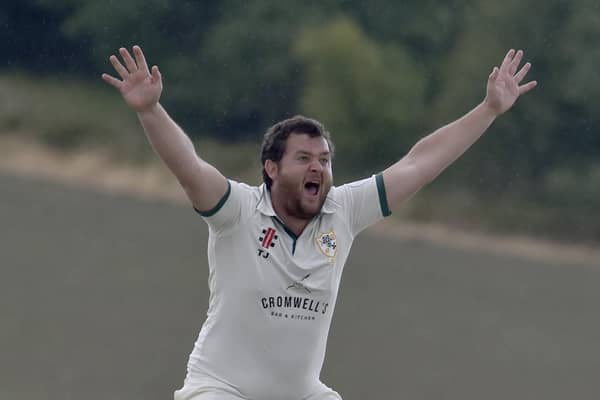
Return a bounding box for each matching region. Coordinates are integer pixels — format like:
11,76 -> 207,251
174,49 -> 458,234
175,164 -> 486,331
298,155 -> 310,161
320,158 -> 329,165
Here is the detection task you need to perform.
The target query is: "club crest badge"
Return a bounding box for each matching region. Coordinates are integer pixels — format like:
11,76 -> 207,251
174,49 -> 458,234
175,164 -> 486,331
316,231 -> 337,259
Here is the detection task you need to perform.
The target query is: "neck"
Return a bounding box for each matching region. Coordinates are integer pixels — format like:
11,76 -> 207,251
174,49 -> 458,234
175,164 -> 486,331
269,186 -> 310,237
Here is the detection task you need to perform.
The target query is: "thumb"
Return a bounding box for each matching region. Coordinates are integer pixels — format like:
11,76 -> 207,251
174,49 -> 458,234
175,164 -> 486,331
151,65 -> 161,84
489,66 -> 499,82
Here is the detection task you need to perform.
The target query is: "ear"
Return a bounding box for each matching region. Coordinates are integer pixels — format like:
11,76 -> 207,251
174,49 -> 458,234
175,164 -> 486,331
265,159 -> 278,181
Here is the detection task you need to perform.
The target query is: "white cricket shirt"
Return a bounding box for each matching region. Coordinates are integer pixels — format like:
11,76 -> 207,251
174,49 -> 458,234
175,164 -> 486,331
186,174 -> 391,400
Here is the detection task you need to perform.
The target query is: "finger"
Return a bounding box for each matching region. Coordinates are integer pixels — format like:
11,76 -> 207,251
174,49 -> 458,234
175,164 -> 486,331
110,55 -> 129,79
514,62 -> 531,84
518,80 -> 537,95
488,66 -> 499,81
133,45 -> 149,74
509,49 -> 524,75
101,73 -> 122,89
119,47 -> 138,73
151,65 -> 161,84
499,49 -> 515,73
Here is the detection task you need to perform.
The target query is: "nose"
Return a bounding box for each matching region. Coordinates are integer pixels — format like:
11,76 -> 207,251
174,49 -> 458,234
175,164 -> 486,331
309,158 -> 323,172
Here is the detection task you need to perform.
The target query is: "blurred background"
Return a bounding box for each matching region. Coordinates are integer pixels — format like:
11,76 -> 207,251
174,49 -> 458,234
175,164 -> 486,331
3,0 -> 600,241
2,1 -> 600,399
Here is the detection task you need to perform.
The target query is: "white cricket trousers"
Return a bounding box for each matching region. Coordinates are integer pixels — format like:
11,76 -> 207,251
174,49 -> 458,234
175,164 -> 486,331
174,378 -> 343,400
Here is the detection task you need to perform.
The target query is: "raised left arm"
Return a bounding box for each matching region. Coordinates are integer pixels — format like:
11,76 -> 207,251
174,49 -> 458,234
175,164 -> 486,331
382,49 -> 537,212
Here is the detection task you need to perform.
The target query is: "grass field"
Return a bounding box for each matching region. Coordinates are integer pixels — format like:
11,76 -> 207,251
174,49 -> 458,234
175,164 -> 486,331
2,172 -> 600,400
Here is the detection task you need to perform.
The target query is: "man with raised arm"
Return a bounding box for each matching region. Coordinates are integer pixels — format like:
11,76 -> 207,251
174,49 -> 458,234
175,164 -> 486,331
102,45 -> 536,400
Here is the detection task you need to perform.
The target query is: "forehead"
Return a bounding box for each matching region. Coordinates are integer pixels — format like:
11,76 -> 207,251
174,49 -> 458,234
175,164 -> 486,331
284,133 -> 329,155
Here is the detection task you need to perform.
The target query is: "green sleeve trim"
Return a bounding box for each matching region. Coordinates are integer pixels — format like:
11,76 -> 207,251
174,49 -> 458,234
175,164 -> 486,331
194,180 -> 231,217
375,173 -> 392,217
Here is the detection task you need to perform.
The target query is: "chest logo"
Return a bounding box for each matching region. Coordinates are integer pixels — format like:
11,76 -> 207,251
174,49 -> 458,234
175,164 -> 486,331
287,273 -> 312,293
316,231 -> 337,259
257,227 -> 278,259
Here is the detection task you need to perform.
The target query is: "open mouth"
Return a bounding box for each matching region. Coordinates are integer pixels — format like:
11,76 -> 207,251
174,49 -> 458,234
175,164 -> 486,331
304,181 -> 320,196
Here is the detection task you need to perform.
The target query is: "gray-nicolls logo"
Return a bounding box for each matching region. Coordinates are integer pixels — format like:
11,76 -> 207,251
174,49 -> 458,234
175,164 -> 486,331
257,227 -> 278,259
287,273 -> 311,293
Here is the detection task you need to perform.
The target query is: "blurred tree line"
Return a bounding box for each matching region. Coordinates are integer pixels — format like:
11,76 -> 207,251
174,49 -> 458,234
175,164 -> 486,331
3,0 -> 600,238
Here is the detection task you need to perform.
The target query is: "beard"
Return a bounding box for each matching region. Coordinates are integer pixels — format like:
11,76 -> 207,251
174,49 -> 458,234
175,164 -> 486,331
278,176 -> 332,220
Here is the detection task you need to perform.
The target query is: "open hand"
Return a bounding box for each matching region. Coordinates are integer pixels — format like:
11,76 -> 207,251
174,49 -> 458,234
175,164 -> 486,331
484,49 -> 537,116
101,45 -> 162,112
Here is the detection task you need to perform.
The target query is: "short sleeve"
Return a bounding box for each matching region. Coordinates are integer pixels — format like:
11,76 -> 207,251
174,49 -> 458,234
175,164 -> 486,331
193,180 -> 249,234
335,173 -> 391,237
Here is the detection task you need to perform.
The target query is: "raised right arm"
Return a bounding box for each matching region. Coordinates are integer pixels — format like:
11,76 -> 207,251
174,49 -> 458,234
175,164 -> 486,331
101,45 -> 227,212
136,103 -> 228,212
